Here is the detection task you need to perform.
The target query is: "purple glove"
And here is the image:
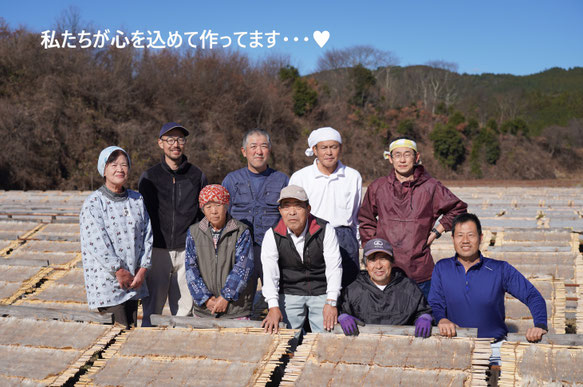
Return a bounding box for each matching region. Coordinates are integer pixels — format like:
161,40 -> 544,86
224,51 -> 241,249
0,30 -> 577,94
338,313 -> 365,336
414,314 -> 433,338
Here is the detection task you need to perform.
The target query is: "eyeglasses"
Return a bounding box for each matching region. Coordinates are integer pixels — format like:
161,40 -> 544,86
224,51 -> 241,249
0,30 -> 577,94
391,151 -> 415,160
161,137 -> 186,145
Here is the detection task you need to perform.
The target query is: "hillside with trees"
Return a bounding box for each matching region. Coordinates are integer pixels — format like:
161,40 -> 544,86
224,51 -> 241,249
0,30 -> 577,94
0,21 -> 582,190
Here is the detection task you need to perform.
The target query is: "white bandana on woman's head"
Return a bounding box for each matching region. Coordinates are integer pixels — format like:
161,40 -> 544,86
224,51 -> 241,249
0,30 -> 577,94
97,146 -> 131,177
305,127 -> 343,157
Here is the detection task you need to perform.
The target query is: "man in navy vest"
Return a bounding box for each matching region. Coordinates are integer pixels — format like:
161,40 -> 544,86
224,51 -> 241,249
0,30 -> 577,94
261,185 -> 343,334
222,129 -> 289,315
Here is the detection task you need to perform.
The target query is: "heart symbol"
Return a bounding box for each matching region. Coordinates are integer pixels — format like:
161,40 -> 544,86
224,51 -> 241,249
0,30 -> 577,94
313,30 -> 330,48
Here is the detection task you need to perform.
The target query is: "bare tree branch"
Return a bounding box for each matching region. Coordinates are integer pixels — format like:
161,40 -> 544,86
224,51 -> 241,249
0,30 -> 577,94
317,45 -> 399,71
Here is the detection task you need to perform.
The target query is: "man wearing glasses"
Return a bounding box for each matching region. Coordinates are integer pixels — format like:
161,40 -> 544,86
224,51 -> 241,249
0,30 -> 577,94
139,122 -> 208,326
358,136 -> 467,300
261,185 -> 342,334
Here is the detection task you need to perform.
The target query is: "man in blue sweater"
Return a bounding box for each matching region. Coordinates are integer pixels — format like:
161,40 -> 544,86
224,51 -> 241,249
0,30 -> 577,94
428,213 -> 547,365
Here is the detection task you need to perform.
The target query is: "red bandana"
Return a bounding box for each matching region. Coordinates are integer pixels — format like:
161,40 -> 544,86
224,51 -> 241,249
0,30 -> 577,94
199,184 -> 230,208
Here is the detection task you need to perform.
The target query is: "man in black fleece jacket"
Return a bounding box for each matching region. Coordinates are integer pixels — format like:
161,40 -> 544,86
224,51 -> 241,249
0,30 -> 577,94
338,238 -> 433,337
139,122 -> 208,326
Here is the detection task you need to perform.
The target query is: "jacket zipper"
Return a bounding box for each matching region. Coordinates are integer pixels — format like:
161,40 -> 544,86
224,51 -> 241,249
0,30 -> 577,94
304,234 -> 311,295
171,176 -> 176,247
214,226 -> 235,309
246,180 -> 255,224
216,249 -> 219,298
215,228 -> 220,297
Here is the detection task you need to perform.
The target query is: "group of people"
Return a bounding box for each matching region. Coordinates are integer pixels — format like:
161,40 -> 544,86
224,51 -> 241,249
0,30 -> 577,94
80,122 -> 549,367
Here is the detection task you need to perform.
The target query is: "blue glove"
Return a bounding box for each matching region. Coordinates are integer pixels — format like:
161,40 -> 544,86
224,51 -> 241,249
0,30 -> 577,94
414,314 -> 433,338
338,313 -> 365,336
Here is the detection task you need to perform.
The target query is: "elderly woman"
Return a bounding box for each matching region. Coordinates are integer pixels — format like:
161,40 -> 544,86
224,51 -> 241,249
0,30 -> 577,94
80,146 -> 152,328
185,184 -> 255,318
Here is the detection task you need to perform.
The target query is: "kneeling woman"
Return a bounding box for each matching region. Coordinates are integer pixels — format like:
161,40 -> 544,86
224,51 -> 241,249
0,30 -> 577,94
185,184 -> 255,319
80,146 -> 152,328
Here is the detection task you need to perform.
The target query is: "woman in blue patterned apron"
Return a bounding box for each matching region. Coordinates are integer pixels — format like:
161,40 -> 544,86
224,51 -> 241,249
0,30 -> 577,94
79,146 -> 153,328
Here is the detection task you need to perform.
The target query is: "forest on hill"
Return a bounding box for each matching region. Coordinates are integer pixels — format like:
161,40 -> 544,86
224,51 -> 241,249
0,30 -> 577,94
0,21 -> 582,190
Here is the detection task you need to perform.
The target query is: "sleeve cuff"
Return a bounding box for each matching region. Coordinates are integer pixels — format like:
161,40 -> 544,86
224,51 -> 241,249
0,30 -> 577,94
220,291 -> 230,301
267,299 -> 279,309
197,294 -> 211,307
326,291 -> 339,301
220,289 -> 236,302
535,323 -> 548,331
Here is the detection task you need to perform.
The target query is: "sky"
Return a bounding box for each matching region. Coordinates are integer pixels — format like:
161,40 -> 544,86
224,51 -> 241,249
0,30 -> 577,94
3,0 -> 583,76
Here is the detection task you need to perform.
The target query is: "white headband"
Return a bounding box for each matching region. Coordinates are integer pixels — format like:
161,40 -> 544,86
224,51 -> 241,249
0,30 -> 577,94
389,139 -> 417,152
384,139 -> 418,160
305,127 -> 342,157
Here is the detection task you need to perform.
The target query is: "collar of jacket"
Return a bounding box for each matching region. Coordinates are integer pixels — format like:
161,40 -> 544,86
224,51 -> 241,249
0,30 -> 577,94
358,266 -> 407,291
273,214 -> 321,238
388,165 -> 430,187
387,165 -> 430,209
98,184 -> 128,201
161,154 -> 190,174
247,166 -> 274,177
453,251 -> 485,271
198,213 -> 239,237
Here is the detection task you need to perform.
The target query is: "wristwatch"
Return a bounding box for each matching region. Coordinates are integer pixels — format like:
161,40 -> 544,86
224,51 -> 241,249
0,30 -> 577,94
325,299 -> 337,307
432,228 -> 442,239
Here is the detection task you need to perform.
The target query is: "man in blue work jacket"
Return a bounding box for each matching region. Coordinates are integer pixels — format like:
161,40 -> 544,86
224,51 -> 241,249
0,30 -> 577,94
222,129 -> 289,315
428,213 -> 547,366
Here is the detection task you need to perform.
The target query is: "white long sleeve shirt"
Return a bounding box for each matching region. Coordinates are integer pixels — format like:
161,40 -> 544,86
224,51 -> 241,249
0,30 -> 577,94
261,222 -> 343,309
289,160 -> 362,238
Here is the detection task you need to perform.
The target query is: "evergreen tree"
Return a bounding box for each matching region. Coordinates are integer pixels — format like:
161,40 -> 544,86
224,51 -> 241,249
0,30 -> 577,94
350,64 -> 376,107
429,123 -> 466,170
292,79 -> 318,117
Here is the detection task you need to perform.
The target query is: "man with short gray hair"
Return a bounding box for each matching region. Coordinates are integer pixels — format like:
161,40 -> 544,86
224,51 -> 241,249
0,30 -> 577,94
261,185 -> 343,334
222,129 -> 289,314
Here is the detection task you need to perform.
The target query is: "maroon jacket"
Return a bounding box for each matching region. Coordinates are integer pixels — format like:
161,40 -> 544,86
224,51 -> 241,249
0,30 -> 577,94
358,166 -> 467,283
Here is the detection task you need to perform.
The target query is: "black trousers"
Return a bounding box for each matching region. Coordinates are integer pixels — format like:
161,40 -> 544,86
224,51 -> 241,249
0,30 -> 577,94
98,299 -> 139,328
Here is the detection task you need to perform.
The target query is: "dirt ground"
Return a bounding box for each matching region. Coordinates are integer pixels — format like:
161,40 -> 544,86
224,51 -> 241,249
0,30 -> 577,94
442,179 -> 583,187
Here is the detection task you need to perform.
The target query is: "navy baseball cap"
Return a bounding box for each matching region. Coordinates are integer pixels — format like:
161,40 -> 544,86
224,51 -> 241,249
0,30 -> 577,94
363,238 -> 394,258
159,122 -> 189,138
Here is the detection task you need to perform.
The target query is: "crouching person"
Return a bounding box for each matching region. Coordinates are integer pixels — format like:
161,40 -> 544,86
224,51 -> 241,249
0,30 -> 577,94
338,238 -> 433,337
185,184 -> 255,318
